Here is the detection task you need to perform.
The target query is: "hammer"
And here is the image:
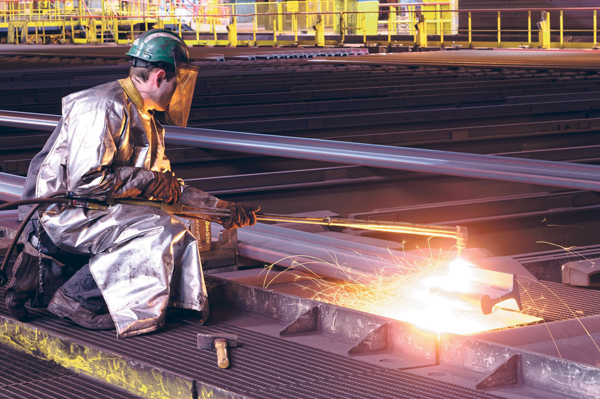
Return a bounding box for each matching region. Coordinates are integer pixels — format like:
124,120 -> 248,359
197,333 -> 238,369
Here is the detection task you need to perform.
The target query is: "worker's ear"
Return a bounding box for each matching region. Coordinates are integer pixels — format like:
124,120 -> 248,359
154,69 -> 167,87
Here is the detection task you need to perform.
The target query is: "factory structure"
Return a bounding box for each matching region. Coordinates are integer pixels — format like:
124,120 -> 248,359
1,1 -> 600,399
0,0 -> 459,45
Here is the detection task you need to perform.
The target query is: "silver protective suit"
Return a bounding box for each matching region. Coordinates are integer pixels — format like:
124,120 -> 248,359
21,78 -> 219,338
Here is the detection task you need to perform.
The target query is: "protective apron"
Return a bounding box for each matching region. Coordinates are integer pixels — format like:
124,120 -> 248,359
25,78 -> 218,338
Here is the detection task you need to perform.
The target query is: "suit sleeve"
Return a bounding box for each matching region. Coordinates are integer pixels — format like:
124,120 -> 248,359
65,108 -> 155,199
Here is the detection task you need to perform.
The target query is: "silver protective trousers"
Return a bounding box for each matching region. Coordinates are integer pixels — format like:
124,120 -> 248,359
40,202 -> 206,338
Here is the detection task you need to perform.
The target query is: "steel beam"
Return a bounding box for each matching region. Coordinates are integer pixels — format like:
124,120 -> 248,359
3,110 -> 600,192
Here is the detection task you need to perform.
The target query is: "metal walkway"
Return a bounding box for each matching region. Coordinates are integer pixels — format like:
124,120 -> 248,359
0,283 -> 503,399
0,344 -> 142,399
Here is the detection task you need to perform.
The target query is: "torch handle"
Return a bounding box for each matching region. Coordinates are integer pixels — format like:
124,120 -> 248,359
215,339 -> 229,369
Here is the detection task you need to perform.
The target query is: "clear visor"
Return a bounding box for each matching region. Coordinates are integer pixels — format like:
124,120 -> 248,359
164,63 -> 199,128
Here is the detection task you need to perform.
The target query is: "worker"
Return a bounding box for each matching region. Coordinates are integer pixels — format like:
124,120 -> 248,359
4,29 -> 259,338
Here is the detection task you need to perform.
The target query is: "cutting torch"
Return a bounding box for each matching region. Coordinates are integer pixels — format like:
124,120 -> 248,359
0,194 -> 468,286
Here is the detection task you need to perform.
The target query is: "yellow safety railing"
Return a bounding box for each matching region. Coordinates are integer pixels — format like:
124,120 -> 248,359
0,0 -> 450,44
1,1 -> 599,50
455,7 -> 600,49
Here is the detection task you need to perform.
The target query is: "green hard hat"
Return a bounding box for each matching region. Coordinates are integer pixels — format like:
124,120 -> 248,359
126,29 -> 190,67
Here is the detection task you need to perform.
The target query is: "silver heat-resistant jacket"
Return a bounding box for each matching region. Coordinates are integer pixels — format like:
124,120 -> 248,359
23,78 -> 218,338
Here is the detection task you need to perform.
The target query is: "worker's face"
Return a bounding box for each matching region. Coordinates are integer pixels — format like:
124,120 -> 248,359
152,71 -> 178,112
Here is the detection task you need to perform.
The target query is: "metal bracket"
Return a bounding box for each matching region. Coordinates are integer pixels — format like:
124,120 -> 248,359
280,306 -> 320,336
476,354 -> 520,390
202,227 -> 238,271
348,323 -> 389,355
218,228 -> 238,249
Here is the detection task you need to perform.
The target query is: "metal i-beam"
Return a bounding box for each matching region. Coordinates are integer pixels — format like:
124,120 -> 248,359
2,110 -> 600,193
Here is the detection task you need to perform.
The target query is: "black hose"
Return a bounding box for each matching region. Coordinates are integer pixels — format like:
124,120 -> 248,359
0,194 -> 70,287
0,198 -> 71,212
0,204 -> 41,287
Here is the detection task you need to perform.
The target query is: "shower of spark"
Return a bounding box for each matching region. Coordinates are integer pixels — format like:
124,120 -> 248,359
267,253 -> 540,335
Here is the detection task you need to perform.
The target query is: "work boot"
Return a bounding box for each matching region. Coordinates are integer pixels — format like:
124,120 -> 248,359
168,299 -> 210,325
4,252 -> 39,321
47,289 -> 115,330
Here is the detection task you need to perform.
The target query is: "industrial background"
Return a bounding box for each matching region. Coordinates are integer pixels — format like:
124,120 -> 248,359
1,0 -> 600,398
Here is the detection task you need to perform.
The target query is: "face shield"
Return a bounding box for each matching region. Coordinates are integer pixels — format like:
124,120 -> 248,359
162,63 -> 199,128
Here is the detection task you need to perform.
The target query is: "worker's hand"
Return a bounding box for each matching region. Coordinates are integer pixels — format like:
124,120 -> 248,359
217,201 -> 260,230
142,171 -> 182,205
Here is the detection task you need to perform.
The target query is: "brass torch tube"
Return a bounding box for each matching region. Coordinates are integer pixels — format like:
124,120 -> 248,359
107,199 -> 468,253
256,214 -> 462,240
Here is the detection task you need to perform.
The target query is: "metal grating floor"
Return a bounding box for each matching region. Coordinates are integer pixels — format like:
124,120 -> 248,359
3,268 -> 600,398
0,344 -> 143,399
0,284 -> 502,399
519,281 -> 600,322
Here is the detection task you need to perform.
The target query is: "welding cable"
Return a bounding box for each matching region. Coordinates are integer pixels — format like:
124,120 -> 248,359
0,194 -> 70,287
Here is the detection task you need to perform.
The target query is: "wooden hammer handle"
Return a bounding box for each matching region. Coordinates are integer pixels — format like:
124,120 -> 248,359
215,338 -> 229,369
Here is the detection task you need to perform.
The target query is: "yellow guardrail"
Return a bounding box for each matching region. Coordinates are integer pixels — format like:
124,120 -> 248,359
0,1 -> 598,49
0,0 -> 453,45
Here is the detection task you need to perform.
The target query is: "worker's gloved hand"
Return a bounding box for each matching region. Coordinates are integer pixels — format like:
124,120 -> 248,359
217,200 -> 260,230
142,171 -> 182,205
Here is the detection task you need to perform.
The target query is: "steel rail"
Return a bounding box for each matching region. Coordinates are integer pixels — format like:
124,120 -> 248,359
0,172 -> 26,202
3,110 -> 600,193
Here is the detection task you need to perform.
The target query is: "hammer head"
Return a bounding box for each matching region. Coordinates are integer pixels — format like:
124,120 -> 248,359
197,333 -> 238,350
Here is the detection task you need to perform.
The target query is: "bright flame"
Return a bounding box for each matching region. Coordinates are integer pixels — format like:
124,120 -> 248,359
420,257 -> 474,296
278,254 -> 540,335
446,258 -> 474,292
